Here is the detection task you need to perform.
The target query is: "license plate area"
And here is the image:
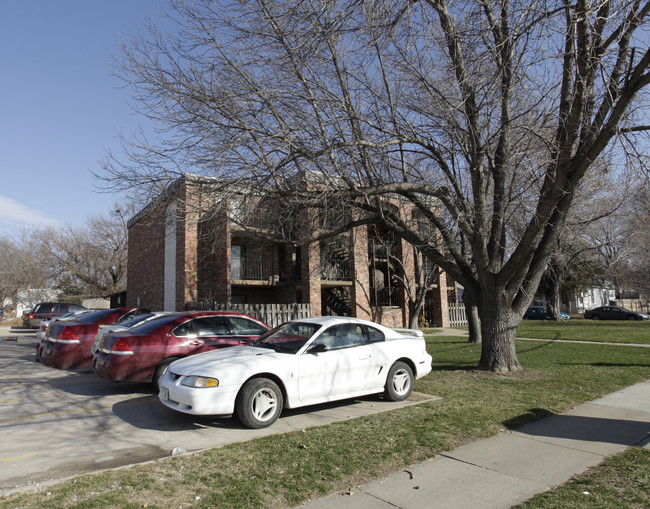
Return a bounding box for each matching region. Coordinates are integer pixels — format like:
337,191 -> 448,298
159,386 -> 169,401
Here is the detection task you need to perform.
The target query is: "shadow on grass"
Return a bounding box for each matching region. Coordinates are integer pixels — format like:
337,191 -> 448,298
560,361 -> 650,367
432,364 -> 481,371
425,339 -> 475,345
515,341 -> 555,353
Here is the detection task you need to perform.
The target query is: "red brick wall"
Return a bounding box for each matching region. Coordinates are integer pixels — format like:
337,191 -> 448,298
351,225 -> 371,320
181,187 -> 198,308
126,204 -> 166,311
369,308 -> 404,328
302,240 -> 322,317
197,211 -> 230,304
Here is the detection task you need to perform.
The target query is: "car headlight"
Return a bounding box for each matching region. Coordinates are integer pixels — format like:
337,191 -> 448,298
181,376 -> 219,388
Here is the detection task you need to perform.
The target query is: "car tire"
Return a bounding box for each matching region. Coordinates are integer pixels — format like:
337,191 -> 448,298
236,378 -> 283,429
628,315 -> 638,321
153,357 -> 181,388
591,315 -> 600,320
384,361 -> 414,402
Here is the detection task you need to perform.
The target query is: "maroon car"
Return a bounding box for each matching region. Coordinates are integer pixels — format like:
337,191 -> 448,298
92,312 -> 270,386
38,308 -> 137,370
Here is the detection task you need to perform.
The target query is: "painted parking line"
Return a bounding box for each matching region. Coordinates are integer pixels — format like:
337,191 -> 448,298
2,453 -> 37,462
0,399 -> 22,404
0,397 -> 160,423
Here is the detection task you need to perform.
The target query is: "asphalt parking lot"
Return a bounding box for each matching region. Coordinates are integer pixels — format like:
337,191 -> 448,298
0,326 -> 437,496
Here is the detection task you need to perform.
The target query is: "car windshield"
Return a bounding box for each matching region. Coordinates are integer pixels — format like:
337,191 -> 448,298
76,309 -> 121,323
128,314 -> 181,333
253,322 -> 322,354
118,313 -> 157,328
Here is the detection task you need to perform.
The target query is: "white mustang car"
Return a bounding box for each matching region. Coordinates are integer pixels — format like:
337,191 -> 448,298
158,316 -> 432,428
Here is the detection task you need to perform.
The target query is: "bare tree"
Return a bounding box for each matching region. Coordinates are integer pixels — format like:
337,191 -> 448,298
45,206 -> 130,298
386,243 -> 441,329
0,231 -> 54,312
535,167 -> 628,319
587,180 -> 650,298
622,183 -> 650,297
102,0 -> 650,372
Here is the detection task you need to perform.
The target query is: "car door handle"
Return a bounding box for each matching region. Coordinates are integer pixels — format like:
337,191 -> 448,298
189,340 -> 202,346
359,355 -> 372,360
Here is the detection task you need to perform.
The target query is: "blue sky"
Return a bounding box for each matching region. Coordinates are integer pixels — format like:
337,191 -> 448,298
0,1 -> 169,236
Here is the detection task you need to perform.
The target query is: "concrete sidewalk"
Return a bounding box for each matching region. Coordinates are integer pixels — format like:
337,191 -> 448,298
297,380 -> 650,509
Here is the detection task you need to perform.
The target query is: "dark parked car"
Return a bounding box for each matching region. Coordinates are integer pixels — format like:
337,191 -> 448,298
523,305 -> 569,320
583,306 -> 649,321
23,305 -> 36,326
93,312 -> 270,386
37,308 -> 137,370
26,302 -> 86,328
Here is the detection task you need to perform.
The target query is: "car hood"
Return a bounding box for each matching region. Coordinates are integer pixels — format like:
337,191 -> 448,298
168,345 -> 279,375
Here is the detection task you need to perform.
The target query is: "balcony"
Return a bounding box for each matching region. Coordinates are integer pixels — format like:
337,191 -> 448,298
371,286 -> 401,307
232,258 -> 274,282
321,258 -> 351,281
369,242 -> 398,260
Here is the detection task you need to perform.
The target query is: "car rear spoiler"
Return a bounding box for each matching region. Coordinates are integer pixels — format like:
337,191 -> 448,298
392,328 -> 424,338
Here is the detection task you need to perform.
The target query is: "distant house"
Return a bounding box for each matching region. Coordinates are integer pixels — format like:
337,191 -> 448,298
82,298 -> 111,310
568,284 -> 616,313
126,175 -> 453,328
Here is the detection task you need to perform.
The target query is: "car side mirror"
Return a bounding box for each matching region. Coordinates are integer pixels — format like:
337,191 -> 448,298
308,343 -> 328,354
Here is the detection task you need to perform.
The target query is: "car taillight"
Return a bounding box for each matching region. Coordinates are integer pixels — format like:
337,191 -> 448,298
112,338 -> 133,353
41,324 -> 47,332
58,327 -> 78,341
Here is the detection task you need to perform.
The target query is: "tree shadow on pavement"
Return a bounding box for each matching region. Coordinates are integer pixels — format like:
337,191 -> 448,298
504,408 -> 649,447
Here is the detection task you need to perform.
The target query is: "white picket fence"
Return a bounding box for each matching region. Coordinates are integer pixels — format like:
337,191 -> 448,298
448,303 -> 468,327
188,300 -> 468,329
186,302 -> 311,328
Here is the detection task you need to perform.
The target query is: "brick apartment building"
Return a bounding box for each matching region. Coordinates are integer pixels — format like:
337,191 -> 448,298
126,175 -> 453,328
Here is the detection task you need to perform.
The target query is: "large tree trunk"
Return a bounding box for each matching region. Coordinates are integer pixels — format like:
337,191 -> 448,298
544,278 -> 563,321
465,301 -> 482,344
478,296 -> 521,372
408,299 -> 420,329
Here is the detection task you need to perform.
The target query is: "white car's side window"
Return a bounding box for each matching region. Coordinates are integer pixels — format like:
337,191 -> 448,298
315,330 -> 337,349
326,324 -> 366,350
366,326 -> 385,343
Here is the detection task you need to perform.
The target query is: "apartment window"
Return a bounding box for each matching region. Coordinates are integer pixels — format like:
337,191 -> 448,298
231,245 -> 244,280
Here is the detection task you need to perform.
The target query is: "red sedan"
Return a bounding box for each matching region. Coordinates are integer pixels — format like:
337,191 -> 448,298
38,308 -> 138,370
92,312 -> 270,386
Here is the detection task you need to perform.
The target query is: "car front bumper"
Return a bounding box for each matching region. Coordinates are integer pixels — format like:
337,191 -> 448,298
158,370 -> 240,416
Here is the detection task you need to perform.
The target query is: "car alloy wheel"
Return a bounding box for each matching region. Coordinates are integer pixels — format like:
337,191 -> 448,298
236,378 -> 283,428
384,361 -> 414,402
